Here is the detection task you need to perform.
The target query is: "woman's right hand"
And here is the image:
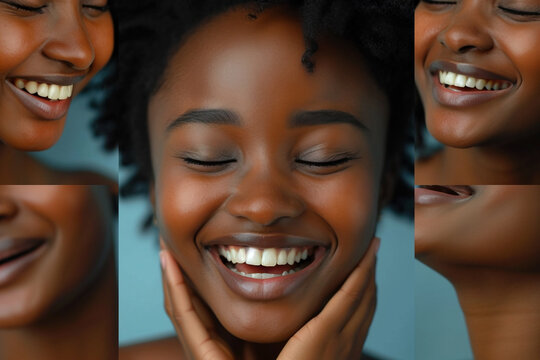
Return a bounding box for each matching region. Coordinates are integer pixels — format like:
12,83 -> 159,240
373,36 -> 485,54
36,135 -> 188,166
160,237 -> 380,360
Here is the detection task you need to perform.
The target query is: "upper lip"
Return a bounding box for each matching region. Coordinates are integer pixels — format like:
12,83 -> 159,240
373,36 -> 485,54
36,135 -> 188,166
203,233 -> 330,249
7,74 -> 86,86
429,60 -> 516,84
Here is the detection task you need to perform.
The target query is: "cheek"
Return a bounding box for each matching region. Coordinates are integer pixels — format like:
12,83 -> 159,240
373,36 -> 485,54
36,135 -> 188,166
156,173 -> 227,257
304,170 -> 378,256
0,19 -> 39,74
87,15 -> 114,73
414,10 -> 442,70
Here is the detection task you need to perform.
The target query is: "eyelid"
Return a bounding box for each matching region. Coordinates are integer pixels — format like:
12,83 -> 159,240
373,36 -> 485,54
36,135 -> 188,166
1,0 -> 46,13
181,157 -> 236,166
498,5 -> 540,16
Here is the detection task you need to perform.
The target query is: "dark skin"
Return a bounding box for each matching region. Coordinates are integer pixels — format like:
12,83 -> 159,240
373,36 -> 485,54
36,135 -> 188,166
122,6 -> 388,360
0,0 -> 113,183
0,185 -> 117,360
414,0 -> 540,184
415,185 -> 540,359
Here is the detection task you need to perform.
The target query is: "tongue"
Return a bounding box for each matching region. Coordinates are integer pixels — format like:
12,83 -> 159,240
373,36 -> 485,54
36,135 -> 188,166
235,263 -> 294,274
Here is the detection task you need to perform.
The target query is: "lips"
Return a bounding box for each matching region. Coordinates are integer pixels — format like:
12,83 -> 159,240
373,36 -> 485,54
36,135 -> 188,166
204,234 -> 329,300
428,61 -> 516,107
415,185 -> 474,205
5,74 -> 84,121
0,237 -> 47,286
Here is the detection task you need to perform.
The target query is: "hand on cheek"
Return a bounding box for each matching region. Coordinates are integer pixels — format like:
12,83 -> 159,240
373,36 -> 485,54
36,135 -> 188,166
160,236 -> 380,360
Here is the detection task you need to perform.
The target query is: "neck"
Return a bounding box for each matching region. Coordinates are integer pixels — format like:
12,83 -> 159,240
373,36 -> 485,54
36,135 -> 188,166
446,266 -> 540,360
0,144 -> 46,184
441,140 -> 540,184
0,253 -> 117,360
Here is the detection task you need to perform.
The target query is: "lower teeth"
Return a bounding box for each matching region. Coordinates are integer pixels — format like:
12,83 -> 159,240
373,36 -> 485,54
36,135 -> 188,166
228,266 -> 297,279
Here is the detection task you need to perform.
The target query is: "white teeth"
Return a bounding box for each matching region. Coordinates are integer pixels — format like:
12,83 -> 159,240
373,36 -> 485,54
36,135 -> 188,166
261,248 -> 277,267
465,76 -> 476,88
13,78 -> 73,100
475,79 -> 486,90
219,246 -> 311,267
454,74 -> 466,87
438,71 -> 509,91
229,267 -> 297,279
277,249 -> 287,265
246,248 -> 262,266
37,83 -> 49,97
48,84 -> 60,100
443,72 -> 456,85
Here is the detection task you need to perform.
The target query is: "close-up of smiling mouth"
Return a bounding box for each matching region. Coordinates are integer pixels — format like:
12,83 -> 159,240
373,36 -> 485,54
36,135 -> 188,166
415,185 -> 474,205
0,237 -> 48,286
428,61 -> 516,107
5,75 -> 83,121
205,234 -> 329,300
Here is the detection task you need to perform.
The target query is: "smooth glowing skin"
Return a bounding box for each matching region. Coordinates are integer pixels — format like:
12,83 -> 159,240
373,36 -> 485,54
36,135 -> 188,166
416,185 -> 540,359
415,0 -> 540,184
148,6 -> 388,350
0,0 -> 113,151
0,185 -> 116,360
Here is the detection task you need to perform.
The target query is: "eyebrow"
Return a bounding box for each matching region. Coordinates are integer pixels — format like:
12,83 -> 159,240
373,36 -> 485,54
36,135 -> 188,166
165,108 -> 368,133
166,109 -> 241,133
290,110 -> 369,132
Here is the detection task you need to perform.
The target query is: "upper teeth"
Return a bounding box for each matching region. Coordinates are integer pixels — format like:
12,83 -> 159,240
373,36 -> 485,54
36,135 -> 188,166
218,246 -> 310,267
14,78 -> 73,100
438,71 -> 510,91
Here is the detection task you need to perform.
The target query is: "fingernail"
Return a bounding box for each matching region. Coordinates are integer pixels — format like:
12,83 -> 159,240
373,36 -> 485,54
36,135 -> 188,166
160,251 -> 167,270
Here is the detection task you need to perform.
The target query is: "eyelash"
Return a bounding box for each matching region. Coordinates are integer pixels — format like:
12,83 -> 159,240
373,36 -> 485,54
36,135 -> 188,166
181,157 -> 354,168
3,1 -> 45,13
498,6 -> 540,16
1,1 -> 109,14
421,0 -> 456,4
295,157 -> 353,167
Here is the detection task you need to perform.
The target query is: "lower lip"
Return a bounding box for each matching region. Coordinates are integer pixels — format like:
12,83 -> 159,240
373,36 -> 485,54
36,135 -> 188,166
415,187 -> 472,205
431,75 -> 513,107
6,80 -> 72,121
0,242 -> 47,287
209,247 -> 327,301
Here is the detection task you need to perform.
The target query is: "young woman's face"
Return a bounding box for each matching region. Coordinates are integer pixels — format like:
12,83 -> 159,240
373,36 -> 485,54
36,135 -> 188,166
415,185 -> 540,271
415,0 -> 540,148
148,8 -> 388,343
0,186 -> 112,327
0,0 -> 113,151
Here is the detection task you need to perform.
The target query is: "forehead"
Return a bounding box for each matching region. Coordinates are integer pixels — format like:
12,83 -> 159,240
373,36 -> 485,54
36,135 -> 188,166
149,6 -> 388,132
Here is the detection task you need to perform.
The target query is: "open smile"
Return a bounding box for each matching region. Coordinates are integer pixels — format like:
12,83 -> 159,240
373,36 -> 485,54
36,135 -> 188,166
5,75 -> 83,120
0,237 -> 48,286
415,185 -> 474,205
205,234 -> 329,300
428,61 -> 516,107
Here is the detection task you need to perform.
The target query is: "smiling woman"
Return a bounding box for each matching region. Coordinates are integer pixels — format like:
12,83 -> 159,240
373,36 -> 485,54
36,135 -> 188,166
0,185 -> 117,360
0,0 -> 115,184
414,0 -> 540,184
107,0 -> 414,359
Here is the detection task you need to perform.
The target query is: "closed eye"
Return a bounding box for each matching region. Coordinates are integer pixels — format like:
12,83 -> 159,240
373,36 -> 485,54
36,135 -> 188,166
182,157 -> 236,167
499,6 -> 540,16
295,157 -> 354,167
1,0 -> 46,13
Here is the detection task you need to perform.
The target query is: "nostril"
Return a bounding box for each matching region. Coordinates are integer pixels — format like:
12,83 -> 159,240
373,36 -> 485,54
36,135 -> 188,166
0,198 -> 18,221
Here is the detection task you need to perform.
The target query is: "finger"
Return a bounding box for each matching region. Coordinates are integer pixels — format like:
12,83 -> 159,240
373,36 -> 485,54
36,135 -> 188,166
342,266 -> 377,337
160,249 -> 230,360
313,237 -> 380,333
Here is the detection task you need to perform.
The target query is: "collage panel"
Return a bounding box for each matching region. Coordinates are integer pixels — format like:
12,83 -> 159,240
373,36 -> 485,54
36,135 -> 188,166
116,0 -> 415,359
414,0 -> 540,184
0,185 -> 117,360
0,0 -> 118,184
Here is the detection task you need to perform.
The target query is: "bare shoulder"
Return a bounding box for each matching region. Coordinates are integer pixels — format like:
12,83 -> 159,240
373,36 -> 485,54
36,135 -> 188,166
120,337 -> 184,360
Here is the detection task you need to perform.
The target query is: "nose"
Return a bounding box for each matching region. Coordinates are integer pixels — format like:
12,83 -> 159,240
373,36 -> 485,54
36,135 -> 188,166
437,5 -> 494,54
42,12 -> 95,70
225,168 -> 305,227
0,196 -> 18,222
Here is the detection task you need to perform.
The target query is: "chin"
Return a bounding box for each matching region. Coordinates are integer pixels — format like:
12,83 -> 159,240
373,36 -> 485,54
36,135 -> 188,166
1,121 -> 65,152
216,302 -> 313,343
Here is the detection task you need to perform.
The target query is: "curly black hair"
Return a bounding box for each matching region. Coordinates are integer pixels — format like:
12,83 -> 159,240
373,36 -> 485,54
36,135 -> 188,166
94,0 -> 415,220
